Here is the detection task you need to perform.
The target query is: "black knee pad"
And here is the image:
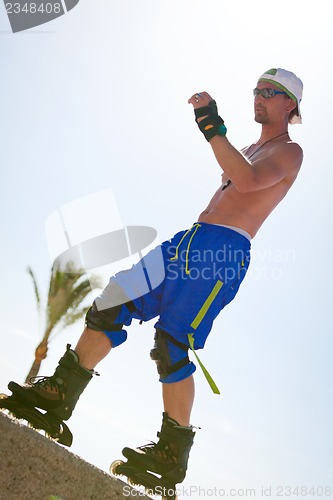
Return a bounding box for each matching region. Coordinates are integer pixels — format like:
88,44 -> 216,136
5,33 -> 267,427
85,301 -> 124,332
150,329 -> 190,380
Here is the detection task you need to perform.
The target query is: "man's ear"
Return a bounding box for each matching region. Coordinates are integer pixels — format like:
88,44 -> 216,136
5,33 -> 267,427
286,98 -> 297,113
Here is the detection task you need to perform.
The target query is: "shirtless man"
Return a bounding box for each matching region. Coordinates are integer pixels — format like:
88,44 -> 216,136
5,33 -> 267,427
9,68 -> 303,493
195,81 -> 302,237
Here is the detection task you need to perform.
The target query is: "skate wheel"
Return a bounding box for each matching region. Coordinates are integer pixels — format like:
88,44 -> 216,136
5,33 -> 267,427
127,477 -> 140,487
109,459 -> 124,476
128,476 -> 142,488
145,486 -> 155,497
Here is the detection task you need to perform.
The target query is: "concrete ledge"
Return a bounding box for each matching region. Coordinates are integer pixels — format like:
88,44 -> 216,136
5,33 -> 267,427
0,412 -> 150,500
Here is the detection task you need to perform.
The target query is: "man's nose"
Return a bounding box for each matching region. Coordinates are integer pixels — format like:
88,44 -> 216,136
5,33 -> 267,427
254,92 -> 264,104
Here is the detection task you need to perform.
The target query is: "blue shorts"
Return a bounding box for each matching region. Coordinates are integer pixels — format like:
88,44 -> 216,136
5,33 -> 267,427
95,222 -> 251,382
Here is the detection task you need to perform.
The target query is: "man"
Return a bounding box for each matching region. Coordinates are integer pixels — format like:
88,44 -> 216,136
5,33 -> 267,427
9,68 -> 303,490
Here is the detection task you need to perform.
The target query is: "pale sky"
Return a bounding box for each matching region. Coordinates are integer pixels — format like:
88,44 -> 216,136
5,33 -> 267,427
1,1 -> 332,498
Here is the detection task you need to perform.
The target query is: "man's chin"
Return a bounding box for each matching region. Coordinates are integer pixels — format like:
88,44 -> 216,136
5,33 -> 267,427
254,114 -> 267,124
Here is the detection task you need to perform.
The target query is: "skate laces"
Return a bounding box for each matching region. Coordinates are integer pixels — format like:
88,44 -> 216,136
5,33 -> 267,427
29,376 -> 65,396
138,438 -> 176,463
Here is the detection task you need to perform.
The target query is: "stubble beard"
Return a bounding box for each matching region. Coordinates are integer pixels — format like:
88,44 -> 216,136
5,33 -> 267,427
254,110 -> 269,124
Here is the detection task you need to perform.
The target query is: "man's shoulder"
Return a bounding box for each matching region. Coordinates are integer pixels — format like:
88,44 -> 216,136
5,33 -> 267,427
277,139 -> 302,154
254,139 -> 303,179
272,140 -> 303,167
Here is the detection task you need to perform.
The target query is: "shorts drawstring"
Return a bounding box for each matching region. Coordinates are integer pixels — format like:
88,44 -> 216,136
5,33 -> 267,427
170,223 -> 221,394
170,223 -> 201,275
188,333 -> 220,395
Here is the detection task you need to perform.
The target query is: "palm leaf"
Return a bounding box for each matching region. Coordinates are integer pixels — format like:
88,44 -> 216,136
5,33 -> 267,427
26,266 -> 41,315
62,306 -> 91,328
24,261 -> 101,381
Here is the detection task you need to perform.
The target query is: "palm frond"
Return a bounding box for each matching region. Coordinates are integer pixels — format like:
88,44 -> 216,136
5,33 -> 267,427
25,261 -> 101,380
45,262 -> 100,336
26,266 -> 41,314
61,306 -> 90,328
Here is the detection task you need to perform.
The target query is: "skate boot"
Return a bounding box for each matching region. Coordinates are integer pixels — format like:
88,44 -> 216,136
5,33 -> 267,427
111,412 -> 195,499
1,345 -> 95,446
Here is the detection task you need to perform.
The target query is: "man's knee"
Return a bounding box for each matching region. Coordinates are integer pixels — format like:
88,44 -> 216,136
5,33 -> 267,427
150,329 -> 196,383
85,301 -> 128,348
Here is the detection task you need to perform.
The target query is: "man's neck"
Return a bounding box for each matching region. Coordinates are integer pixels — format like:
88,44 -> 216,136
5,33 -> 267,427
258,124 -> 289,145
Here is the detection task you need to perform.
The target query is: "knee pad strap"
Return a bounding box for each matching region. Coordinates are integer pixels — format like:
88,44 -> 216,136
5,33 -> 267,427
150,329 -> 195,382
85,301 -> 132,348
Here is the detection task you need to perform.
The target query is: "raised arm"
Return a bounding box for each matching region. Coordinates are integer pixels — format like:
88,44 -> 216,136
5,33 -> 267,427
188,91 -> 303,193
209,135 -> 303,193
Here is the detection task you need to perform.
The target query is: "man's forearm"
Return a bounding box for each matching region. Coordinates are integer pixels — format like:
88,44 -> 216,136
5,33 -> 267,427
195,110 -> 254,192
189,92 -> 256,192
209,135 -> 255,193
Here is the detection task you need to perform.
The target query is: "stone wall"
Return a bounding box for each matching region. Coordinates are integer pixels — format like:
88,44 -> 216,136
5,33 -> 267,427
0,412 -> 149,500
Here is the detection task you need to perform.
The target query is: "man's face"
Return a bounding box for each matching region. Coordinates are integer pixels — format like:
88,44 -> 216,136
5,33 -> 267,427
253,81 -> 291,124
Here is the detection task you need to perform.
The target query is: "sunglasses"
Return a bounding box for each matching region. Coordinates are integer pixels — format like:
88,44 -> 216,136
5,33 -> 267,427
253,88 -> 287,98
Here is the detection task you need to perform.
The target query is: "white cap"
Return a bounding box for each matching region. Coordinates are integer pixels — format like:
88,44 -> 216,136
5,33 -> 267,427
258,68 -> 303,124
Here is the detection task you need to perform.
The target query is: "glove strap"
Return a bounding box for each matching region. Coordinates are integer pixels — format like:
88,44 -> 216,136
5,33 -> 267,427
197,115 -> 227,142
194,100 -> 218,121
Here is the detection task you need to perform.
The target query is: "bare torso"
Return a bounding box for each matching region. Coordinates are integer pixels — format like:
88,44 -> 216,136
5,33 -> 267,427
198,139 -> 300,238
